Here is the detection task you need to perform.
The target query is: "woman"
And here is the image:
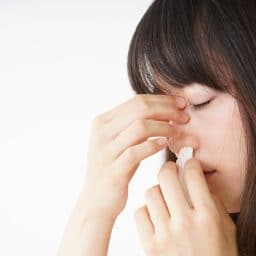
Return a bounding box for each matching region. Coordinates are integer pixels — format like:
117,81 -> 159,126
58,1 -> 256,255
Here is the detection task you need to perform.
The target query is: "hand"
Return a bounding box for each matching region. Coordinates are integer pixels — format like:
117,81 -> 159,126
134,159 -> 239,256
80,94 -> 190,221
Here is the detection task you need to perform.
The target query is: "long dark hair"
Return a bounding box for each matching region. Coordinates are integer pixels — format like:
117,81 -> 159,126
127,1 -> 256,255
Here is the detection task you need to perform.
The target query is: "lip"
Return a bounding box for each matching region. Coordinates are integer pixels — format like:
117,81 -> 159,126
203,170 -> 217,178
203,169 -> 216,173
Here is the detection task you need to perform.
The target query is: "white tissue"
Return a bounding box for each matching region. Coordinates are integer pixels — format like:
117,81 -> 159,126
176,146 -> 194,208
176,146 -> 194,170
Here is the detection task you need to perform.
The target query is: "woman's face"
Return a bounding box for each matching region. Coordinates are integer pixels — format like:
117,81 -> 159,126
167,83 -> 246,213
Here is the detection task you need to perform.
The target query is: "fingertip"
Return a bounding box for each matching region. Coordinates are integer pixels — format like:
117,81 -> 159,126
175,96 -> 187,108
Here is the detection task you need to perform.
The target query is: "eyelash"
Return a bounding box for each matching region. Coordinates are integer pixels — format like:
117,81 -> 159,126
192,99 -> 212,111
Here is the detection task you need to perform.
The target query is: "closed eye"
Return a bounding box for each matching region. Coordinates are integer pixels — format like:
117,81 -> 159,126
192,98 -> 213,111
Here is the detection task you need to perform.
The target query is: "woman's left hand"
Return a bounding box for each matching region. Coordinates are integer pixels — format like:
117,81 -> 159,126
134,158 -> 239,256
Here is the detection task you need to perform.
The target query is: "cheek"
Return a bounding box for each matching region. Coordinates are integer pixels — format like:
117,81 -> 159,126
223,108 -> 246,176
212,123 -> 245,212
209,99 -> 246,175
199,96 -> 245,166
204,100 -> 245,211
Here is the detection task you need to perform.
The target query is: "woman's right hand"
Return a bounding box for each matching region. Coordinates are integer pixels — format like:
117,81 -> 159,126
79,94 -> 189,221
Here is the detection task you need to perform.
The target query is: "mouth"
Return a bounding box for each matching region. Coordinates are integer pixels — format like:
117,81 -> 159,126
203,170 -> 217,179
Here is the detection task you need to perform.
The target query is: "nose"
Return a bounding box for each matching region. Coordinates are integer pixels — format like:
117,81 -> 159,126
168,127 -> 200,158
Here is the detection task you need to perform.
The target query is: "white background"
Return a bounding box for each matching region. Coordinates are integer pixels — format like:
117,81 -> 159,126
0,1 -> 170,255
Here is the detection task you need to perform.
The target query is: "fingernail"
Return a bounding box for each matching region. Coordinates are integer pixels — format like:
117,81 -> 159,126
175,97 -> 187,108
180,114 -> 189,122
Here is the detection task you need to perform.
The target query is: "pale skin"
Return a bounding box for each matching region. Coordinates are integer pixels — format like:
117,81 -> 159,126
57,86 -> 241,256
167,83 -> 246,213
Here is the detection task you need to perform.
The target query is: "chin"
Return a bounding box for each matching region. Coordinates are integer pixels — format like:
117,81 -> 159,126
220,201 -> 240,214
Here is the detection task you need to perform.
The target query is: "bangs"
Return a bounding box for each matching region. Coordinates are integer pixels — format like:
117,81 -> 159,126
127,0 -> 237,97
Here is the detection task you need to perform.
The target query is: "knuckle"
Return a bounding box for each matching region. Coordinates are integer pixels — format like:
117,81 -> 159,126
172,217 -> 192,234
134,119 -> 148,135
136,95 -> 151,113
196,210 -> 219,227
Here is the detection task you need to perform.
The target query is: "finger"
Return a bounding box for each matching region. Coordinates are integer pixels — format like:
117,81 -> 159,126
211,193 -> 231,221
145,185 -> 171,234
110,119 -> 181,159
211,194 -> 237,233
134,205 -> 155,247
103,94 -> 189,140
113,137 -> 169,181
157,161 -> 191,221
183,158 -> 216,212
